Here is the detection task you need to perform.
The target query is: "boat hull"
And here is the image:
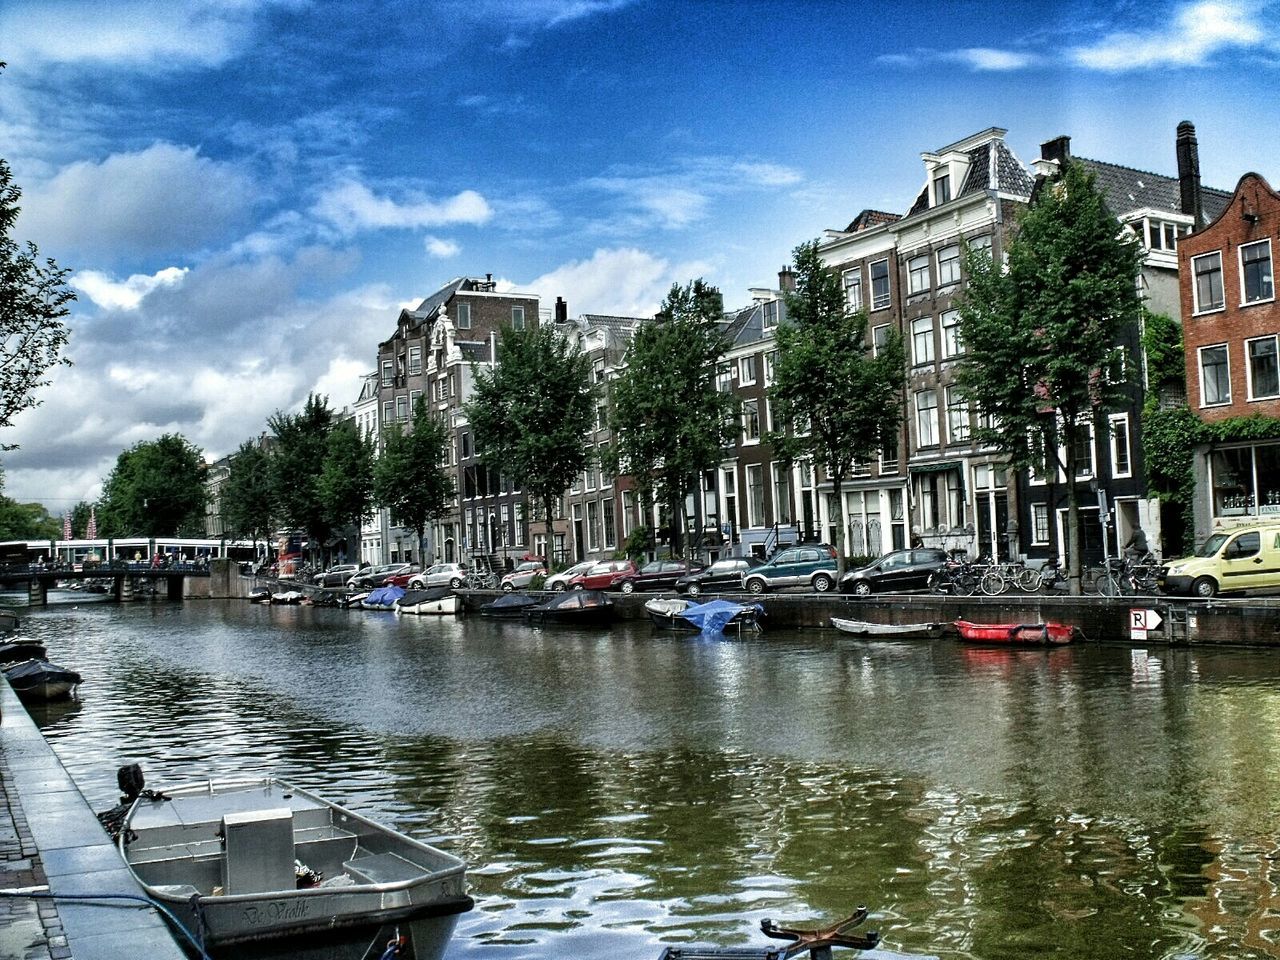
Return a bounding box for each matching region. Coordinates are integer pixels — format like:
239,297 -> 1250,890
397,595 -> 462,616
3,659 -> 81,701
830,617 -> 944,639
953,620 -> 1075,645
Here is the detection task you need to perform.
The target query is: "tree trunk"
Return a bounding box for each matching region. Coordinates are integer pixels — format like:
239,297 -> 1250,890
667,489 -> 683,558
1063,423 -> 1082,596
830,469 -> 847,575
542,494 -> 557,570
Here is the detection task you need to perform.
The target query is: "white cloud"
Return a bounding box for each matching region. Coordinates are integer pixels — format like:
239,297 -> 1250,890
71,266 -> 189,311
441,0 -> 635,29
424,236 -> 461,258
1071,1 -> 1265,71
0,0 -> 304,71
312,178 -> 493,236
944,47 -> 1037,71
524,247 -> 679,317
18,143 -> 259,261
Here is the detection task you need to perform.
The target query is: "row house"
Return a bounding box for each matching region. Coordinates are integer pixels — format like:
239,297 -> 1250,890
1178,170 -> 1280,535
353,370 -> 384,564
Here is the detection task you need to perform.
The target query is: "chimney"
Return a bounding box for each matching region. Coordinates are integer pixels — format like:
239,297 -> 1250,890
778,265 -> 796,293
554,296 -> 568,324
1040,135 -> 1071,166
1176,121 -> 1204,228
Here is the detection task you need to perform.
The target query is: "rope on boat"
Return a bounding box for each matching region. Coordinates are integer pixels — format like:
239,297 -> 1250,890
0,888 -> 213,960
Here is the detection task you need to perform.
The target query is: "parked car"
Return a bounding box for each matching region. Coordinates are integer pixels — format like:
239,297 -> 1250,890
675,556 -> 762,596
838,548 -> 948,595
313,563 -> 364,588
544,560 -> 598,592
568,559 -> 638,591
349,562 -> 413,589
384,571 -> 418,588
1160,522 -> 1280,597
615,559 -> 703,594
741,544 -> 838,594
501,560 -> 547,592
408,562 -> 469,590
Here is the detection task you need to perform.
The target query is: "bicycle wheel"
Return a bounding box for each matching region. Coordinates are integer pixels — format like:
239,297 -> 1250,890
1095,570 -> 1118,596
928,571 -> 949,595
956,571 -> 979,596
1017,567 -> 1042,592
980,572 -> 1006,596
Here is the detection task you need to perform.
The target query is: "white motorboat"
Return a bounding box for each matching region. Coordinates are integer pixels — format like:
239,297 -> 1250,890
115,773 -> 473,958
396,588 -> 461,616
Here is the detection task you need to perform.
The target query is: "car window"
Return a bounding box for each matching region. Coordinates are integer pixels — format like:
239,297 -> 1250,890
799,549 -> 821,562
773,549 -> 800,564
1228,532 -> 1261,558
882,553 -> 908,569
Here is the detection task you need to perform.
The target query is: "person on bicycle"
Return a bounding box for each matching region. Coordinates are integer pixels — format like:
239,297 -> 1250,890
1123,527 -> 1149,562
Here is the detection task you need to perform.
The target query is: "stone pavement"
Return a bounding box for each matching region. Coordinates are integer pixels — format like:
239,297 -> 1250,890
0,681 -> 186,960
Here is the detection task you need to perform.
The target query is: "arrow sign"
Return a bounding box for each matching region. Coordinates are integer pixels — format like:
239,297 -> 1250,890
1130,608 -> 1163,632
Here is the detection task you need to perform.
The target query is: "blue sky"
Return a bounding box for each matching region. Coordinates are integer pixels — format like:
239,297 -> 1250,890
1,0 -> 1276,508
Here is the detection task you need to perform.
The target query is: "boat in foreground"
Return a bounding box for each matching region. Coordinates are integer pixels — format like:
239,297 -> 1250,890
526,588 -> 615,625
396,587 -> 461,616
479,592 -> 540,617
646,597 -> 764,634
116,773 -> 473,959
830,617 -> 945,639
953,619 -> 1075,645
3,658 -> 81,700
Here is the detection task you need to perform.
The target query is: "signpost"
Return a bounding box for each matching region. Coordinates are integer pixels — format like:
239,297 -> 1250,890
1130,607 -> 1163,640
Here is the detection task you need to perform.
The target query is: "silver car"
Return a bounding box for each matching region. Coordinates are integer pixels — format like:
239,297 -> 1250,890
408,563 -> 469,590
543,560 -> 598,591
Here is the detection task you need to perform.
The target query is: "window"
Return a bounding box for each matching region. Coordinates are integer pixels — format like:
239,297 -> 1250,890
1241,240 -> 1274,304
911,316 -> 935,366
915,390 -> 938,447
455,302 -> 471,330
742,399 -> 761,443
936,245 -> 961,286
407,346 -> 422,376
933,172 -> 951,205
763,300 -> 781,329
746,465 -> 765,527
587,499 -> 600,551
772,463 -> 792,524
968,234 -> 993,261
941,310 -> 962,358
396,395 -> 409,421
381,359 -> 393,386
1071,422 -> 1095,479
907,254 -> 930,294
602,497 -> 615,548
1109,413 -> 1132,478
716,362 -> 733,393
873,324 -> 891,357
460,432 -> 472,458
739,354 -> 757,385
946,386 -> 969,443
1193,251 -> 1224,313
409,389 -> 422,410
722,468 -> 737,533
1247,336 -> 1280,399
592,356 -> 606,383
382,400 -> 393,424
764,350 -> 777,386
870,259 -> 891,309
1146,220 -> 1181,251
1031,503 -> 1050,544
842,269 -> 863,310
1199,344 -> 1231,406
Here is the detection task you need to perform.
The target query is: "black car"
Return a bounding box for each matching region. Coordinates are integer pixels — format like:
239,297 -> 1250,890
675,557 -> 762,596
349,562 -> 414,590
615,559 -> 704,594
838,548 -> 948,595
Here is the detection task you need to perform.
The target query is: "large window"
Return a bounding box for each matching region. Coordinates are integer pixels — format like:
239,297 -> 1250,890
772,463 -> 792,524
1199,344 -> 1231,406
1031,503 -> 1050,544
1241,240 -> 1274,304
602,497 -> 615,548
933,172 -> 951,205
455,302 -> 471,330
1210,444 -> 1280,518
739,354 -> 757,386
511,306 -> 525,330
1192,251 -> 1225,313
407,346 -> 422,375
907,254 -> 930,294
763,300 -> 781,330
742,399 -> 761,443
870,259 -> 891,310
915,390 -> 938,448
1248,336 -> 1280,399
842,269 -> 863,311
936,245 -> 961,286
722,468 -> 737,534
911,316 -> 935,366
1109,413 -> 1132,478
941,310 -> 962,358
946,386 -> 969,443
746,464 -> 765,528
873,324 -> 891,358
381,359 -> 393,386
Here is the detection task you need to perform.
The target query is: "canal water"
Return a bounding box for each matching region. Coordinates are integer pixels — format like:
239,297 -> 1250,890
12,595 -> 1280,959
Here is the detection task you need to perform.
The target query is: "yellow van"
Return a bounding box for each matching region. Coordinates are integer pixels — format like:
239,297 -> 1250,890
1159,523 -> 1280,598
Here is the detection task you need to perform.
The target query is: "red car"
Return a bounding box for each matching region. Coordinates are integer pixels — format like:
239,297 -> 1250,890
568,559 -> 638,591
615,559 -> 704,594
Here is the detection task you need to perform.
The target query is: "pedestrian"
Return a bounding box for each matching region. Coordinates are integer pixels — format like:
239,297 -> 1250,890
1124,526 -> 1149,561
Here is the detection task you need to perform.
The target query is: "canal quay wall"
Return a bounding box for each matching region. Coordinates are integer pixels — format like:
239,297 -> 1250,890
0,683 -> 186,960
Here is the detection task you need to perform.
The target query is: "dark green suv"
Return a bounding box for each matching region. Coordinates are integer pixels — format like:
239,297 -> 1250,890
741,544 -> 839,594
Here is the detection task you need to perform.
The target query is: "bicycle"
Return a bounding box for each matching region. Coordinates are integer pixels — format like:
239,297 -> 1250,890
928,556 -> 979,596
463,570 -> 498,590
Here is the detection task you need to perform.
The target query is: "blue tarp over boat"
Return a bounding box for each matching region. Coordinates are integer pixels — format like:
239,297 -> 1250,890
678,599 -> 763,634
362,585 -> 406,610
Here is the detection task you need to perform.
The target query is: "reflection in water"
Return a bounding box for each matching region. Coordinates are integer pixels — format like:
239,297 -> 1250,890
13,597 -> 1280,958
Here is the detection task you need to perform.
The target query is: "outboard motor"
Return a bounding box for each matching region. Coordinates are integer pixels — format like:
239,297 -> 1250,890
117,762 -> 145,803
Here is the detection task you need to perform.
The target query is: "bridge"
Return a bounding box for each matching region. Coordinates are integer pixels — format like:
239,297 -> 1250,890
0,560 -> 213,605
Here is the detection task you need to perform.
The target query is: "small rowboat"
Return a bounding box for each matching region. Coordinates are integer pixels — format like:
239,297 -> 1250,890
3,658 -> 81,700
396,588 -> 462,616
954,620 -> 1075,645
830,617 -> 945,639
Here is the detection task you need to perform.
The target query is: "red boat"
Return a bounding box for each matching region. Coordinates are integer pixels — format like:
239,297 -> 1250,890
953,620 -> 1075,645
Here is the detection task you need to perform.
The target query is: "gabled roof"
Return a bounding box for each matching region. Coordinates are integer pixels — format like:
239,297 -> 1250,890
1074,156 -> 1232,222
906,139 -> 1035,217
844,209 -> 901,232
408,278 -> 468,327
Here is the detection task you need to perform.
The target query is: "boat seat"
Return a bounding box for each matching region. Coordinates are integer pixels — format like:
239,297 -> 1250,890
343,852 -> 424,885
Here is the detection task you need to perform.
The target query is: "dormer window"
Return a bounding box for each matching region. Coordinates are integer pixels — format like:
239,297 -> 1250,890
933,172 -> 951,205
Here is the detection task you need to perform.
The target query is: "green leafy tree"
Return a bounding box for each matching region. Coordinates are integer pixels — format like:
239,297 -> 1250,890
610,280 -> 736,554
956,161 -> 1144,592
373,396 -> 454,563
770,240 -> 905,573
70,500 -> 93,538
222,441 -> 275,550
0,136 -> 74,449
465,323 -> 595,567
98,434 -> 209,536
318,420 -> 374,563
0,468 -> 60,539
267,394 -> 334,561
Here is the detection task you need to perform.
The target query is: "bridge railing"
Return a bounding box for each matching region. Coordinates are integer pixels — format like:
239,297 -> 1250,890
0,559 -> 212,577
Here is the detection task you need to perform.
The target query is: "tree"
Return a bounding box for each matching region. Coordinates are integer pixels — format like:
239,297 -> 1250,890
956,161 -> 1144,592
70,500 -> 93,538
317,420 -> 374,563
0,467 -> 60,539
267,394 -> 334,561
373,395 -> 454,564
770,240 -> 905,573
222,441 -> 274,550
98,434 -> 209,536
0,127 -> 74,449
610,280 -> 736,554
465,323 -> 595,567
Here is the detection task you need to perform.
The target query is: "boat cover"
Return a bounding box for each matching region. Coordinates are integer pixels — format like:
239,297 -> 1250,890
645,597 -> 688,618
0,641 -> 47,664
4,658 -> 82,685
400,586 -> 453,604
678,599 -> 762,634
363,585 -> 406,609
484,593 -> 539,613
532,589 -> 612,613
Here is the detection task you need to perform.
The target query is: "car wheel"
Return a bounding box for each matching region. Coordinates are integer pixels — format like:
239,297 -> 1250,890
1192,576 -> 1218,599
620,580 -> 635,594
557,582 -> 569,591
745,578 -> 766,595
853,581 -> 872,597
450,577 -> 463,589
687,583 -> 701,597
502,582 -> 513,592
573,583 -> 584,590
813,573 -> 834,593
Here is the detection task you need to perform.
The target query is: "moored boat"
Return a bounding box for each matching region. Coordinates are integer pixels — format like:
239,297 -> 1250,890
480,592 -> 540,617
247,587 -> 271,603
110,770 -> 473,959
360,585 -> 405,610
526,588 -> 614,625
0,640 -> 48,664
268,590 -> 305,605
3,658 -> 81,701
830,617 -> 945,639
396,587 -> 461,616
646,597 -> 763,634
0,607 -> 20,632
953,619 -> 1075,645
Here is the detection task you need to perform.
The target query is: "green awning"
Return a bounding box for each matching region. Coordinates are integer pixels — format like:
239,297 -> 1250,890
909,460 -> 962,474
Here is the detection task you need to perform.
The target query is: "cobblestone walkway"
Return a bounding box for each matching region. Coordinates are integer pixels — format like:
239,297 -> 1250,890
0,761 -> 62,960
